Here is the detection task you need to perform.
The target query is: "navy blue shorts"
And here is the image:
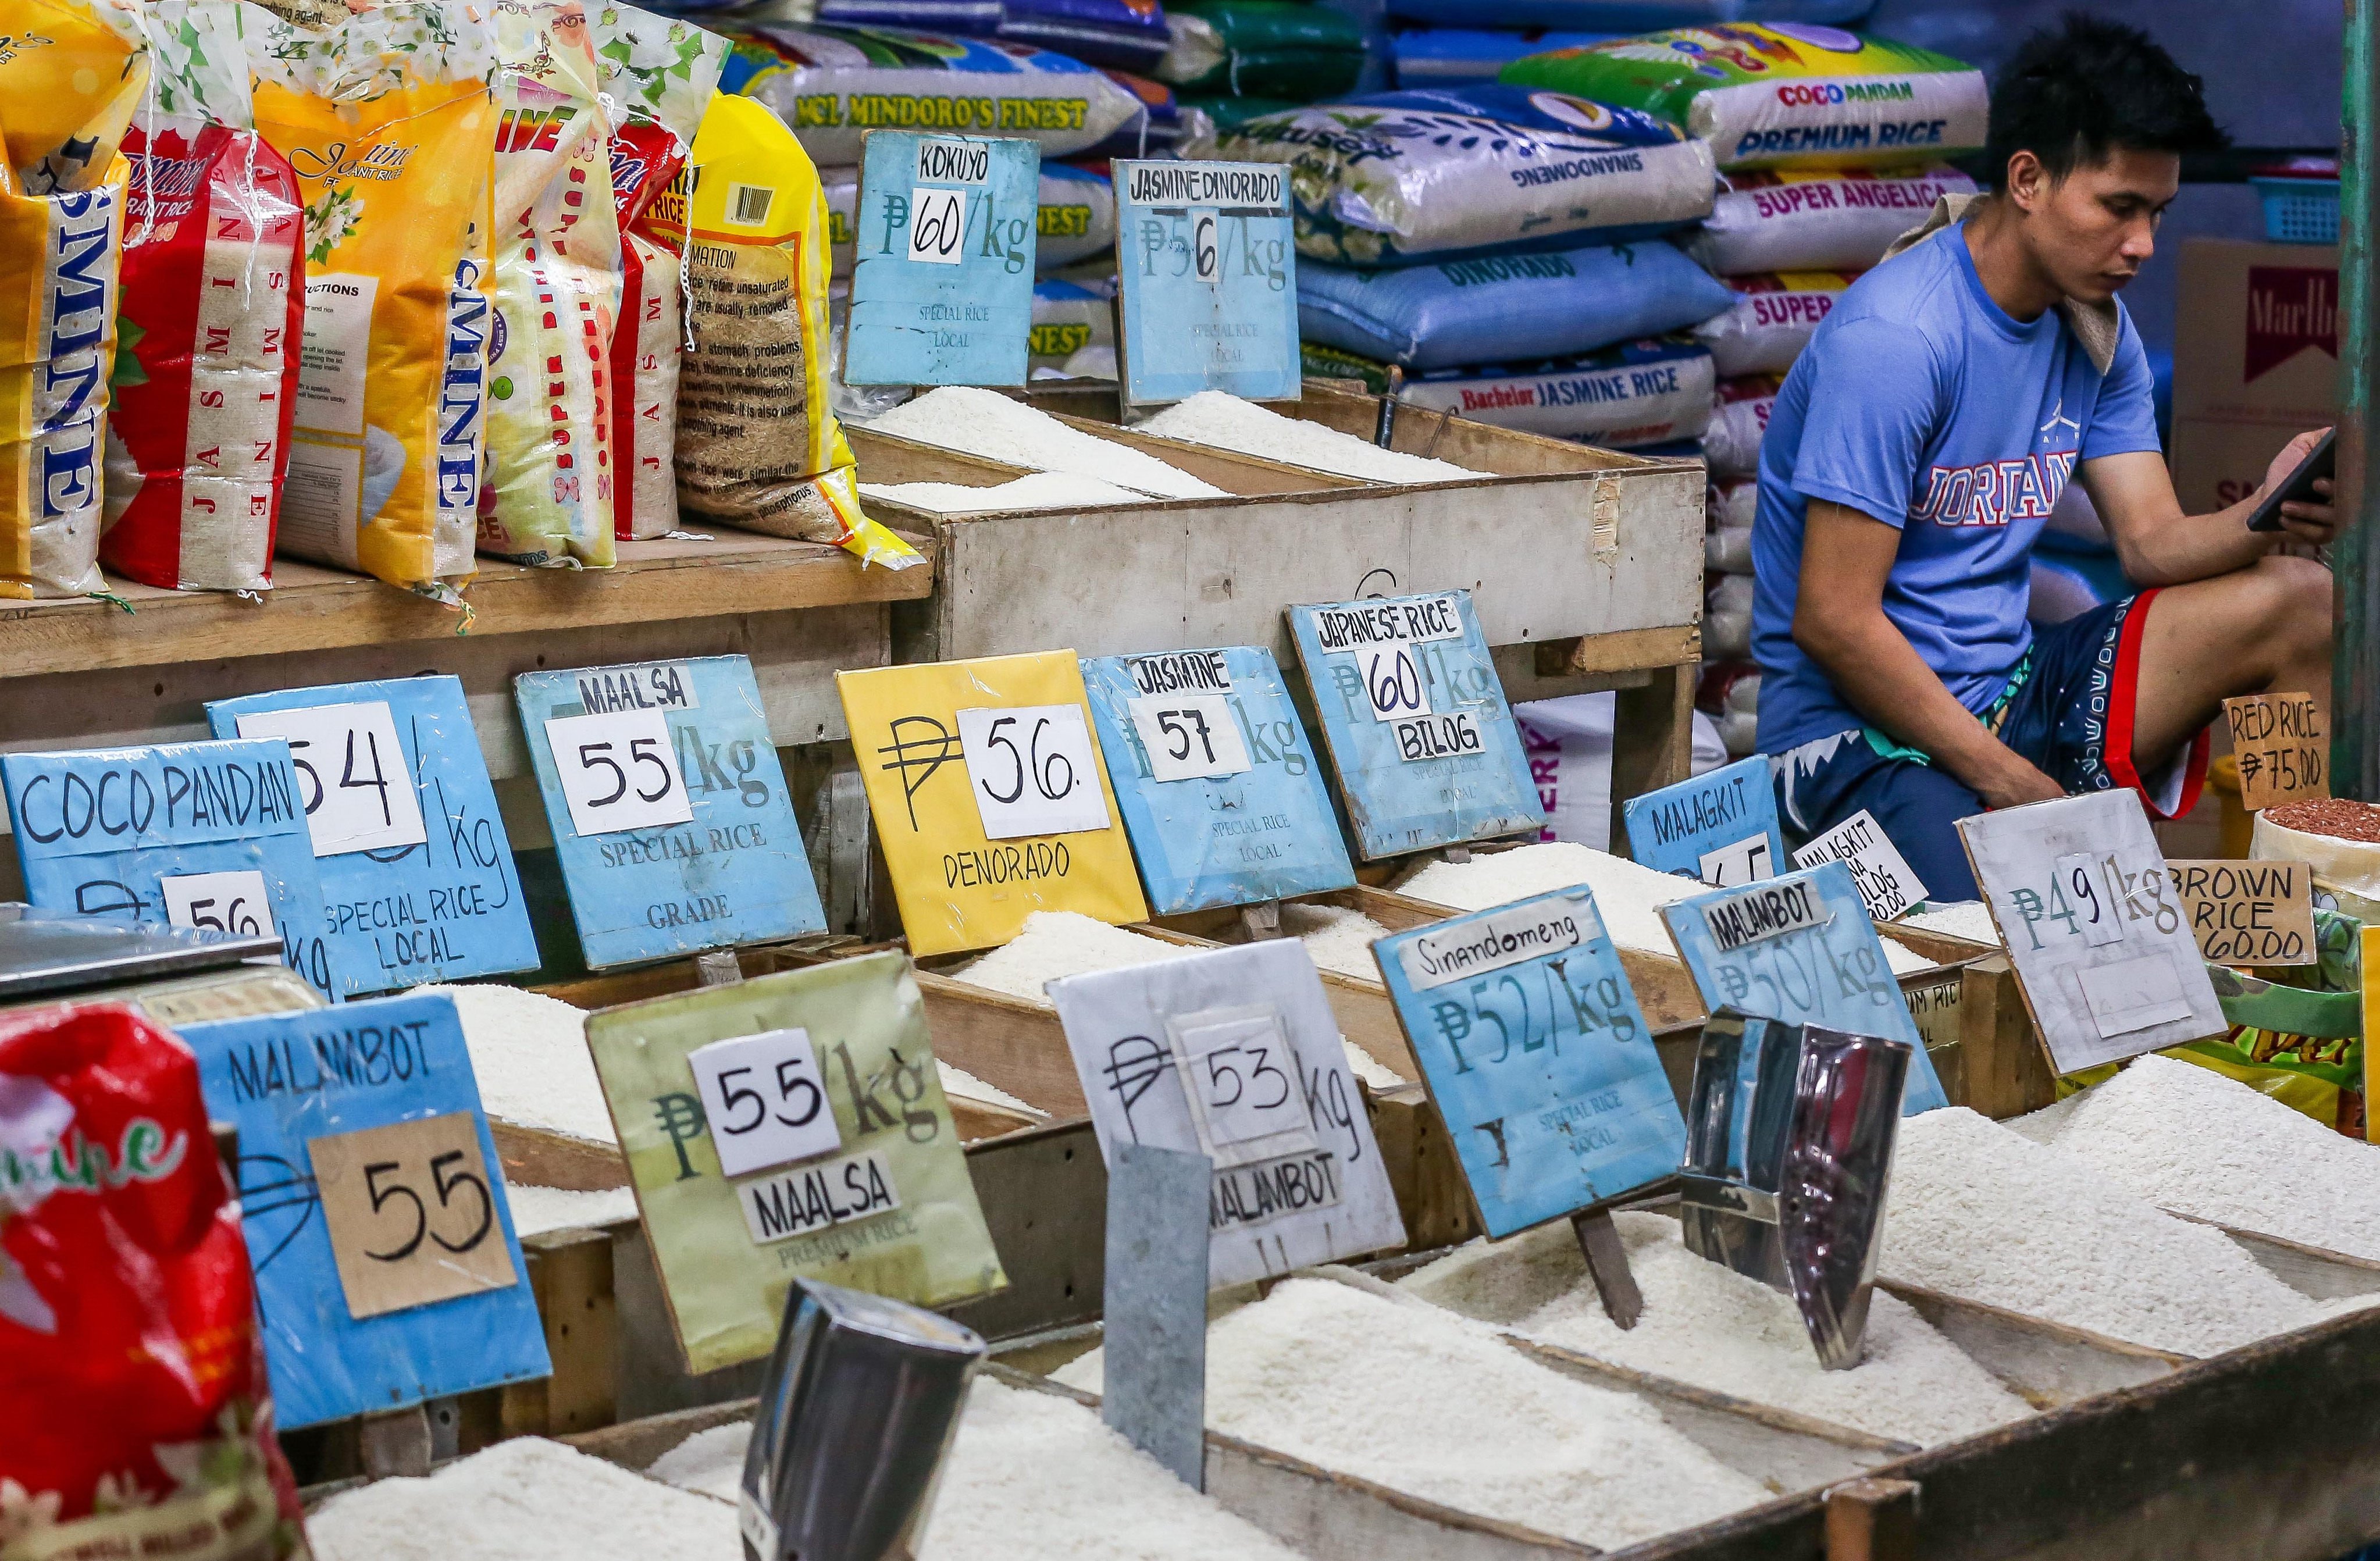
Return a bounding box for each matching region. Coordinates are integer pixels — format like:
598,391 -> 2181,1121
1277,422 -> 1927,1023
1771,591 -> 2211,903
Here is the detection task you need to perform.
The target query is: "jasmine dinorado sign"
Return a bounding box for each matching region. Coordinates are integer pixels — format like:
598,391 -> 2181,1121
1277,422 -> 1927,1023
1113,159 -> 1299,406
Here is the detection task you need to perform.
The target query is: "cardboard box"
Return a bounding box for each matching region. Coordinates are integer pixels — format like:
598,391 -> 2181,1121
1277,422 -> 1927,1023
2169,238 -> 2339,513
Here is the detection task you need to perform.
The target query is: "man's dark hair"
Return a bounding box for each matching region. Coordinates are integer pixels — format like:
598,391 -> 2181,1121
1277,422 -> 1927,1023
1983,14 -> 2229,190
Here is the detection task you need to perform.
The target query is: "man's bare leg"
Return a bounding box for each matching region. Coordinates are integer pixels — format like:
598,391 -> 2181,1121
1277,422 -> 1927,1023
2129,553 -> 2335,772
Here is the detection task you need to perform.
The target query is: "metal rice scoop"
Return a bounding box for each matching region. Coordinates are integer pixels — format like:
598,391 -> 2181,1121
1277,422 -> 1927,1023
738,1277 -> 988,1561
1681,1008 -> 1908,1370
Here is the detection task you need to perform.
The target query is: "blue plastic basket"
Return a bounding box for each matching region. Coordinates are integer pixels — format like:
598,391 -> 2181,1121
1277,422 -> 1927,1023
2250,174 -> 2341,244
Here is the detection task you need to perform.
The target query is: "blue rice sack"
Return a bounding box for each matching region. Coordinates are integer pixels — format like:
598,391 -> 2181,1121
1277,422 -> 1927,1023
1396,337 -> 1715,442
1391,27 -> 1622,86
1002,0 -> 1173,72
1298,238 -> 1730,368
1221,83 -> 1715,266
721,23 -> 1146,163
1388,0 -> 1875,27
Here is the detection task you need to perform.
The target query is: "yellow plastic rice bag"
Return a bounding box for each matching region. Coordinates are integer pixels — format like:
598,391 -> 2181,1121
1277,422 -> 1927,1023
478,0 -> 619,568
251,1 -> 498,603
642,92 -> 918,569
0,0 -> 147,598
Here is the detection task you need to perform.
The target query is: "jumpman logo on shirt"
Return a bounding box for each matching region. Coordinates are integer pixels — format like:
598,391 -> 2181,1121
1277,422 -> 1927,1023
2039,400 -> 2081,443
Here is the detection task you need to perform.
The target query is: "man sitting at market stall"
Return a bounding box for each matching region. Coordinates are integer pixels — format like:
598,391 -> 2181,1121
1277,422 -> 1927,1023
1752,14 -> 2339,899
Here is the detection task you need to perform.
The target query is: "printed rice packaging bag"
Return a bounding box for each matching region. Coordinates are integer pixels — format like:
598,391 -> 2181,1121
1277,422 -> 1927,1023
1395,337 -> 1715,444
1689,267 -> 1855,377
1220,84 -> 1715,268
251,1 -> 498,603
1156,0 -> 1365,99
102,2 -> 305,594
1028,276 -> 1114,373
719,23 -> 1144,165
0,0 -> 146,598
643,92 -> 920,568
1296,238 -> 1730,370
596,3 -> 728,543
1687,164 -> 1974,276
1500,24 -> 1986,171
476,0 -> 620,569
0,1003 -> 313,1561
1702,370 -> 1780,477
1081,66 -> 1214,159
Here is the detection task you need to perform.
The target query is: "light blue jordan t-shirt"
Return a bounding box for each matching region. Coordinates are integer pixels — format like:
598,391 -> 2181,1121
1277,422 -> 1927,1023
1750,222 -> 2163,754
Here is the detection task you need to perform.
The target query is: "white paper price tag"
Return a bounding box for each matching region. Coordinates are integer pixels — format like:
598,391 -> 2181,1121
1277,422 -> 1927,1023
2050,851 -> 2131,947
1391,709 -> 1483,763
956,704 -> 1111,839
1698,833 -> 1775,888
907,185 -> 967,265
737,1147 -> 902,1246
1791,809 -> 1925,921
1356,641 -> 1431,721
1171,1006 -> 1314,1163
1128,693 -> 1252,782
234,700 -> 428,857
689,1027 -> 843,1179
160,869 -> 277,936
544,707 -> 694,837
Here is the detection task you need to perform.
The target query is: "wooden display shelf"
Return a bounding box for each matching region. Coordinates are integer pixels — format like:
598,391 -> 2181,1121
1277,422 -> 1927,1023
0,532 -> 933,681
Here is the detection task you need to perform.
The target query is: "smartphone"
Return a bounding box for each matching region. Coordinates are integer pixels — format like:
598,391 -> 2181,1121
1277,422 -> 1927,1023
2245,428 -> 2335,532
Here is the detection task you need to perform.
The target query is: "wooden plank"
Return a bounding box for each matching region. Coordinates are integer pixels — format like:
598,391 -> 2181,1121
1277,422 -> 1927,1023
944,1119 -> 1108,1342
1286,380 -> 1691,480
564,1396 -> 758,1473
1368,1084 -> 1482,1253
0,533 -> 931,680
1874,1280 -> 2186,1407
1953,956 -> 2060,1121
1823,1478 -> 1921,1561
2171,1214 -> 2380,1301
915,972 -> 1091,1118
490,1121 -> 628,1193
1507,1338 -> 1914,1493
0,602 -> 889,791
1552,626 -> 1703,678
1610,664 -> 1698,847
500,1227 -> 619,1439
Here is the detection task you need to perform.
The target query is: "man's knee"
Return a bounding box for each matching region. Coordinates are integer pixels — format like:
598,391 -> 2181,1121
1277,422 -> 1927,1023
2247,553 -> 2334,652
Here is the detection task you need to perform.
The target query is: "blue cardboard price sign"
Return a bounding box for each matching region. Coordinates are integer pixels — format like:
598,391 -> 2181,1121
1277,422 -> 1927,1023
207,675 -> 539,995
1658,861 -> 1950,1116
846,131 -> 1039,387
1113,159 -> 1299,407
1373,888 -> 1683,1238
0,740 -> 343,1002
1081,646 -> 1355,914
1621,755 -> 1787,887
1285,590 -> 1545,861
176,992 -> 550,1427
515,655 -> 826,969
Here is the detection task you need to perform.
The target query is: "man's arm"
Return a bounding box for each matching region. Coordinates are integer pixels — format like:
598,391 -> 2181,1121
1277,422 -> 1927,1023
1791,500 -> 2064,808
2082,430 -> 2338,587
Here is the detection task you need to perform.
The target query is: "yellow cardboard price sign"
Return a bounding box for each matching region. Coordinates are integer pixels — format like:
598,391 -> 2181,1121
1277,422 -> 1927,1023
839,651 -> 1149,955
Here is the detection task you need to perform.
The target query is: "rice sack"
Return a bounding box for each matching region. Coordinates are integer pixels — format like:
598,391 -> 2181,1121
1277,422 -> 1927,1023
1298,237 -> 1729,369
0,0 -> 145,598
1079,68 -> 1216,158
1687,165 -> 1973,275
1221,83 -> 1715,268
1389,0 -> 1876,27
597,3 -> 726,543
642,93 -> 920,568
252,1 -> 498,603
1501,24 -> 1986,171
1688,268 -> 1854,376
721,23 -> 1144,165
1396,337 -> 1714,444
1028,277 -> 1115,372
1156,0 -> 1365,100
103,1 -> 306,595
478,0 -> 620,570
1702,370 -> 1780,477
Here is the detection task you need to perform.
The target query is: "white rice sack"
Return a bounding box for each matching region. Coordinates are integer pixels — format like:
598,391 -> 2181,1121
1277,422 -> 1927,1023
1398,340 -> 1713,445
1687,166 -> 1975,276
1702,373 -> 1782,478
1690,270 -> 1856,378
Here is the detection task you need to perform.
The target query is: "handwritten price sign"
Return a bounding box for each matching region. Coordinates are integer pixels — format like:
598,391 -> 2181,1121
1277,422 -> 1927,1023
1959,790 -> 2225,1072
1374,889 -> 1684,1237
1622,756 -> 1787,888
1286,590 -> 1545,861
847,131 -> 1038,387
211,676 -> 539,993
838,651 -> 1148,956
1082,646 -> 1355,914
1113,159 -> 1299,406
1046,939 -> 1405,1286
2224,692 -> 2326,811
